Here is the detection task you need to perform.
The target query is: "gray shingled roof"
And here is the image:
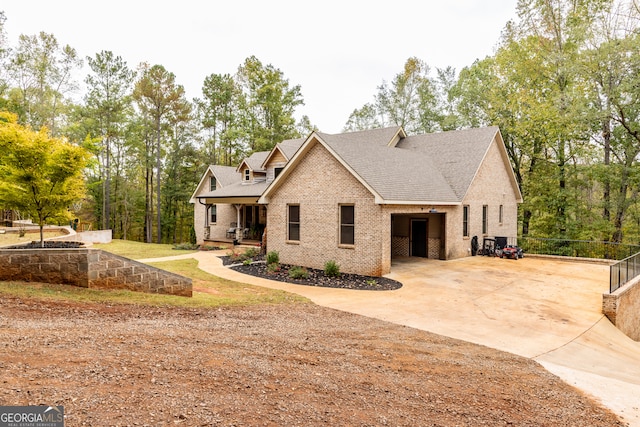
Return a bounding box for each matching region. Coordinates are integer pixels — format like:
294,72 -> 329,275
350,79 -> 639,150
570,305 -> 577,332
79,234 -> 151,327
277,138 -> 305,160
316,126 -> 499,203
200,126 -> 501,204
317,126 -> 403,148
398,127 -> 499,200
243,151 -> 270,172
199,180 -> 268,199
211,165 -> 241,187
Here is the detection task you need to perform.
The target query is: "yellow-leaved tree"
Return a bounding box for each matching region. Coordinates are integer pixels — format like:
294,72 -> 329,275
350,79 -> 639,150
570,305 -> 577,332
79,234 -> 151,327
0,112 -> 90,247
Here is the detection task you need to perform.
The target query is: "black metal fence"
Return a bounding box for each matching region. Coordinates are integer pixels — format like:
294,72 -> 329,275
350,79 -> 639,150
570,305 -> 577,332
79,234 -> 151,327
610,252 -> 640,293
518,237 -> 640,261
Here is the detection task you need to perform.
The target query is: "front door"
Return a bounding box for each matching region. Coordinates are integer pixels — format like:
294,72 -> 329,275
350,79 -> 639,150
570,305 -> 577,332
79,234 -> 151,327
411,219 -> 428,257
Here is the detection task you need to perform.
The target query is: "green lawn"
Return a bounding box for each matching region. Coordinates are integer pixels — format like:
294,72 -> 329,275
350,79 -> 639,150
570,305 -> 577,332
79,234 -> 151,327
0,248 -> 308,308
92,239 -> 199,259
0,229 -> 67,246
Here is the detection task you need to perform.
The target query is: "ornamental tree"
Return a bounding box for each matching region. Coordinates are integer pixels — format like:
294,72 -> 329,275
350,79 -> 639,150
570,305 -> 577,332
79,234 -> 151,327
0,112 -> 90,247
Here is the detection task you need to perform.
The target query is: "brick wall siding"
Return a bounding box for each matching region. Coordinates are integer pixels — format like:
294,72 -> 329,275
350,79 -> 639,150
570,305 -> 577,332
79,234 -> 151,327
455,138 -> 519,259
265,137 -> 520,276
603,279 -> 640,341
266,142 -> 385,276
0,248 -> 192,297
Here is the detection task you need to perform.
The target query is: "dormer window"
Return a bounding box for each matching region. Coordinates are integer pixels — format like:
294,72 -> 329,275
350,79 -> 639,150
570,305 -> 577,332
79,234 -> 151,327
244,169 -> 250,181
274,167 -> 284,178
209,176 -> 216,191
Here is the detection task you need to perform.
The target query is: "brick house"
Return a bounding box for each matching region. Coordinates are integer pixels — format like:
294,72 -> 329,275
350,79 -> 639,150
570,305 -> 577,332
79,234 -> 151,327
193,126 -> 522,276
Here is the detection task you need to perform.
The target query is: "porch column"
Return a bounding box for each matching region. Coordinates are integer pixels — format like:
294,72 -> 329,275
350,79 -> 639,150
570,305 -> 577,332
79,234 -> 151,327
204,205 -> 210,240
234,204 -> 242,242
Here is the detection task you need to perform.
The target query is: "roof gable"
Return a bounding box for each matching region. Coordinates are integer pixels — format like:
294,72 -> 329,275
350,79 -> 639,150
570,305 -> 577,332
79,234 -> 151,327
237,150 -> 270,173
189,165 -> 239,203
260,137 -> 305,170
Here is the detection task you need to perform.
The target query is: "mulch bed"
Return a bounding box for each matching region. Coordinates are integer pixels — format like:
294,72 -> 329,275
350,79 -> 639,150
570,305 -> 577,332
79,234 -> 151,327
5,241 -> 85,249
221,256 -> 402,291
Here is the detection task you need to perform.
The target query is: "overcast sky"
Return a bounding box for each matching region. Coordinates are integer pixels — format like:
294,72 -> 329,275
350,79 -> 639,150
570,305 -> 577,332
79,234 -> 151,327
2,1 -> 518,133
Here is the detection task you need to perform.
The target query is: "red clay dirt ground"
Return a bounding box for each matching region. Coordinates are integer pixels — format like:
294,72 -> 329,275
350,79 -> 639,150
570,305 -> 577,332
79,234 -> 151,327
0,293 -> 625,426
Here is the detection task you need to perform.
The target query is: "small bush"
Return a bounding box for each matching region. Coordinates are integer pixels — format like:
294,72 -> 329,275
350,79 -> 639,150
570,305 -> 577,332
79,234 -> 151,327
227,250 -> 244,263
243,247 -> 259,259
324,260 -> 340,277
243,258 -> 252,266
173,242 -> 199,250
267,262 -> 281,273
266,250 -> 280,265
288,266 -> 308,279
199,245 -> 224,251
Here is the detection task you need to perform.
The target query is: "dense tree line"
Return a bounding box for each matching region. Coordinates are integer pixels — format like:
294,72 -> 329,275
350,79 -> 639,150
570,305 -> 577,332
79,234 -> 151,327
0,12 -> 308,243
1,0 -> 640,244
347,0 -> 640,244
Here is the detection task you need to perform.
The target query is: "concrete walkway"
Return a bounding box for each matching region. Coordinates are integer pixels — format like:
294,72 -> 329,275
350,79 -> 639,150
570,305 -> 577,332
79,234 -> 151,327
141,251 -> 640,426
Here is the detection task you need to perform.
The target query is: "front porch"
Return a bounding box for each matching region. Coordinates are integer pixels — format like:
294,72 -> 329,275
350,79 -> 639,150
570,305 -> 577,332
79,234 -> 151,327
202,202 -> 266,244
202,237 -> 262,248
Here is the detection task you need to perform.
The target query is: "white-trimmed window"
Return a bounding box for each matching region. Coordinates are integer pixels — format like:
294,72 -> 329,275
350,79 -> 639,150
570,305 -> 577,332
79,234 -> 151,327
210,205 -> 217,224
244,169 -> 250,181
463,205 -> 469,237
482,205 -> 488,235
288,204 -> 300,241
339,205 -> 355,245
209,176 -> 217,191
499,204 -> 504,224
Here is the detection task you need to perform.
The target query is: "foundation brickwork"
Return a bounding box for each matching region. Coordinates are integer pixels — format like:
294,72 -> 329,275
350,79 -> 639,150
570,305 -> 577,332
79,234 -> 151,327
0,248 -> 192,297
603,278 -> 640,341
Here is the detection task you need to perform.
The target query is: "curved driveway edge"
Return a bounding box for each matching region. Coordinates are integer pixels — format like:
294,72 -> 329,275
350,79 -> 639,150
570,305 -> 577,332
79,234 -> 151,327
142,251 -> 640,426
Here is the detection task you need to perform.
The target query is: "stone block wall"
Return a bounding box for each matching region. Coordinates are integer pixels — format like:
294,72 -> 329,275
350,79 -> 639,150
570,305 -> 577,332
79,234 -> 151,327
603,278 -> 640,341
0,248 -> 192,297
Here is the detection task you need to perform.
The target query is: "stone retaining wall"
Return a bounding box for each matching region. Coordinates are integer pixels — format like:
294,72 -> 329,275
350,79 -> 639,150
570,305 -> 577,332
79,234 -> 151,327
603,278 -> 640,341
0,248 -> 192,297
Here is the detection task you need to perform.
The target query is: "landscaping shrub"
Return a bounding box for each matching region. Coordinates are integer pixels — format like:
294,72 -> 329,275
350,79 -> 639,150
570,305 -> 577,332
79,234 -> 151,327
288,266 -> 308,279
266,250 -> 280,265
266,263 -> 281,273
173,243 -> 199,250
324,260 -> 340,277
227,247 -> 260,263
243,247 -> 259,259
227,250 -> 244,263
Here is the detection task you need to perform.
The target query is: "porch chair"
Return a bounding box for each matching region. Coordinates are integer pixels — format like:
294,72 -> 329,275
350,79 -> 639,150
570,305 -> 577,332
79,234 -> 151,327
226,222 -> 237,239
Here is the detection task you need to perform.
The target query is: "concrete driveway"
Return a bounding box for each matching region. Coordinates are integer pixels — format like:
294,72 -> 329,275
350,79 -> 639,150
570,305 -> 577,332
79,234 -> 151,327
146,252 -> 640,426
